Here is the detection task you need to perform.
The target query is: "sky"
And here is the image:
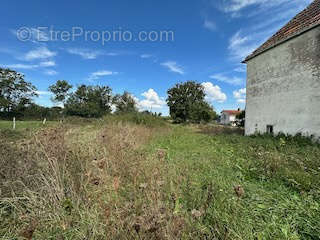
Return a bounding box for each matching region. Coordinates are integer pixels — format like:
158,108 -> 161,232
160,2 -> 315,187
0,0 -> 312,115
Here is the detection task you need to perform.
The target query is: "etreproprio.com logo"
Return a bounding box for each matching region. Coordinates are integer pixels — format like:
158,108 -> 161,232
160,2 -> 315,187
15,27 -> 175,45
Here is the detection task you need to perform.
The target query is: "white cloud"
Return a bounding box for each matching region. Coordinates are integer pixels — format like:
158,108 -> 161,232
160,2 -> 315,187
237,98 -> 246,104
2,59 -> 56,71
88,70 -> 118,81
229,31 -> 250,49
40,61 -> 56,67
233,88 -> 246,104
66,48 -> 120,59
2,63 -> 39,69
140,54 -> 153,59
44,69 -> 58,75
106,52 -> 120,56
36,91 -> 51,95
67,48 -> 104,59
203,19 -> 217,31
222,0 -> 296,14
234,65 -> 246,73
161,61 -> 184,75
228,23 -> 294,61
210,73 -> 244,86
250,8 -> 299,31
136,89 -> 167,110
201,82 -> 227,103
221,1 -> 312,62
23,47 -> 56,61
226,0 -> 312,15
223,0 -> 266,13
228,30 -> 258,61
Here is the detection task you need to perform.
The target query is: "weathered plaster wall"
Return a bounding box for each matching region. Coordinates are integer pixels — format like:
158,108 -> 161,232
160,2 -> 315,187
221,113 -> 236,125
245,26 -> 320,139
220,112 -> 230,125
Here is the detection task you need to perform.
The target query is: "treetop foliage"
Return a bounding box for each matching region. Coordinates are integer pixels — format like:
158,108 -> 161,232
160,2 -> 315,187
113,91 -> 137,114
1,67 -> 219,122
0,68 -> 38,114
166,81 -> 217,123
65,85 -> 113,118
48,80 -> 73,103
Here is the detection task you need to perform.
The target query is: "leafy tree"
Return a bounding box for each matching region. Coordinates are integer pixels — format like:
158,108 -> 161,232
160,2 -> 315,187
14,103 -> 63,120
48,80 -> 73,105
113,91 -> 137,113
166,81 -> 216,123
236,110 -> 245,127
65,85 -> 113,117
189,101 -> 218,123
0,68 -> 38,115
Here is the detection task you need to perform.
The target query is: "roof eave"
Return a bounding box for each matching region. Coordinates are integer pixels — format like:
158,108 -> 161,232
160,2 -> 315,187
242,22 -> 320,64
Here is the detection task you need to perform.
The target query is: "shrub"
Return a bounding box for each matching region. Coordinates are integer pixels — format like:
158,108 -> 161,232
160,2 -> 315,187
104,112 -> 167,128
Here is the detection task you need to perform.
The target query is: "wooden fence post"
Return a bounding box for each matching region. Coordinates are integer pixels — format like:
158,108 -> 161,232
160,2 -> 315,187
43,118 -> 47,125
13,117 -> 16,130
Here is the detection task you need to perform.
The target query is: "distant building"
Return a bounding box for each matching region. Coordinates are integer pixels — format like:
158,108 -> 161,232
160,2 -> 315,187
243,0 -> 320,139
220,109 -> 241,126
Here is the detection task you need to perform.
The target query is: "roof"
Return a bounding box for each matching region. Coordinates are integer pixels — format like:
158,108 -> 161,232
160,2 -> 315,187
221,110 -> 241,115
243,0 -> 320,62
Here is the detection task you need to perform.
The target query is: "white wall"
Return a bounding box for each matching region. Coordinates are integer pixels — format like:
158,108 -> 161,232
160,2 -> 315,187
245,26 -> 320,140
221,113 -> 236,125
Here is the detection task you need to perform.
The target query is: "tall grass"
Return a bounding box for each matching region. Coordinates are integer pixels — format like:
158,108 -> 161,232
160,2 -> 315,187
0,117 -> 173,239
1,120 -> 319,239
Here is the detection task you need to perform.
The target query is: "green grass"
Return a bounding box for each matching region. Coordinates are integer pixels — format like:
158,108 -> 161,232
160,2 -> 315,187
0,120 -> 58,141
1,120 -> 319,239
147,125 -> 320,239
0,120 -> 56,130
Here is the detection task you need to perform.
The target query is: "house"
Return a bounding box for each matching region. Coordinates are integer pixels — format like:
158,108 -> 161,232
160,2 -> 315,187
220,109 -> 241,126
243,0 -> 320,139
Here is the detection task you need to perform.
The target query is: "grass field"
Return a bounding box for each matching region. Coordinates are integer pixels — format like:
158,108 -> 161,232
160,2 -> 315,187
0,120 -> 57,141
1,117 -> 319,239
0,120 -> 57,130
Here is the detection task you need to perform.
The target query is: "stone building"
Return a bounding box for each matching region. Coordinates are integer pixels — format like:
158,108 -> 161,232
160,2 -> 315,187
243,0 -> 320,139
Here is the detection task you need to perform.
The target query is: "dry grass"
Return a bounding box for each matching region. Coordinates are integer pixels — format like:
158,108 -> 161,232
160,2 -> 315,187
0,120 -> 186,239
2,119 -> 319,239
197,124 -> 245,136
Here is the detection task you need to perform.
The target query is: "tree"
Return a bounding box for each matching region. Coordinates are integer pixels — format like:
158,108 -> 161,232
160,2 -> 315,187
0,68 -> 38,115
49,80 -> 72,105
113,91 -> 137,113
65,85 -> 113,117
189,101 -> 218,123
166,81 -> 216,123
236,110 -> 245,127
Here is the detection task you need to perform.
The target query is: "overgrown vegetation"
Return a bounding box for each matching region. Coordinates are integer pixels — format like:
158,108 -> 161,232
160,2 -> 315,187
1,119 -> 319,239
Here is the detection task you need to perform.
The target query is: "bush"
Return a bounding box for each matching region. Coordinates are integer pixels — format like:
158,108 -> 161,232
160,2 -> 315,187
104,112 -> 167,128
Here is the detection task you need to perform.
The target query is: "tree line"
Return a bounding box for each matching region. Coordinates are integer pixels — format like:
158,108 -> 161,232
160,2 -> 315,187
0,67 -> 218,122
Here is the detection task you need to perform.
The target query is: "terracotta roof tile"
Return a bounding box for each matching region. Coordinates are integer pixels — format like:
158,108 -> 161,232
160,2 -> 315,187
222,110 -> 241,115
244,0 -> 320,62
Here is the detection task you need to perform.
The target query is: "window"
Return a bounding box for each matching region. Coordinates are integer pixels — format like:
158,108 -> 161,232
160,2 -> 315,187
266,125 -> 274,134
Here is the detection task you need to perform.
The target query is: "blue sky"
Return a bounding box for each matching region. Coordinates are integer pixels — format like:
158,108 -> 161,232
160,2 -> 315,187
0,0 -> 312,115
